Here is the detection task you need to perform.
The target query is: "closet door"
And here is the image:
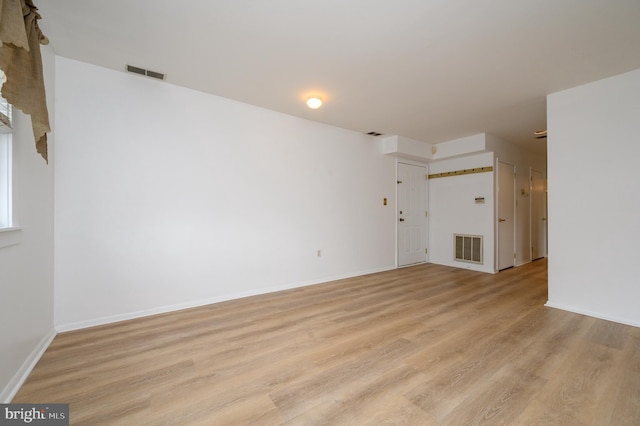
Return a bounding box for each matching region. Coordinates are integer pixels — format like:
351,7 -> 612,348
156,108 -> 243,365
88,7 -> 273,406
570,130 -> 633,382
497,161 -> 515,270
531,169 -> 547,260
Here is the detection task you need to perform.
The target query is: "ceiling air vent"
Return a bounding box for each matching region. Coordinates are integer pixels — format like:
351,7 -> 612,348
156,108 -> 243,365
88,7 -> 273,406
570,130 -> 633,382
454,234 -> 483,264
367,131 -> 383,136
126,65 -> 166,80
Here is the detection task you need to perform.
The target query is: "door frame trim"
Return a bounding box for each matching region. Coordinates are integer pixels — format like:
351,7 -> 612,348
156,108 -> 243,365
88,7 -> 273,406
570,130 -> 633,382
530,167 -> 547,260
496,159 -> 516,271
396,159 -> 429,268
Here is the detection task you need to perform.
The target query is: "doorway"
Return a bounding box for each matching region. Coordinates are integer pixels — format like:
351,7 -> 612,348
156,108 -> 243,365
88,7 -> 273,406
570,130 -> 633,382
497,161 -> 515,270
531,169 -> 547,260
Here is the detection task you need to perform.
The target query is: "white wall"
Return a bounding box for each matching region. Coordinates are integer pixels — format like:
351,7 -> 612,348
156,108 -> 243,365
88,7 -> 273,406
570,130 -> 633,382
54,57 -> 397,330
433,134 -> 486,160
381,135 -> 433,162
0,48 -> 55,402
547,68 -> 640,327
428,152 -> 495,273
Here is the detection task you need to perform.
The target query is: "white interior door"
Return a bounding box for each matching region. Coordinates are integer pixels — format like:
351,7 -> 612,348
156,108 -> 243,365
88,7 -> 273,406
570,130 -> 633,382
531,169 -> 547,260
497,161 -> 515,270
398,163 -> 427,266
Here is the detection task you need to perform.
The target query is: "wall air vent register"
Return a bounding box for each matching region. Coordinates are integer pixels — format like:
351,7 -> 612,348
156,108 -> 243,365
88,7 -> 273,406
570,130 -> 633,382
454,234 -> 483,264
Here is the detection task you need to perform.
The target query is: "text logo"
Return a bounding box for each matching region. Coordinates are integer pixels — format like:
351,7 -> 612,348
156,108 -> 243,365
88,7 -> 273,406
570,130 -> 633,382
1,404 -> 68,425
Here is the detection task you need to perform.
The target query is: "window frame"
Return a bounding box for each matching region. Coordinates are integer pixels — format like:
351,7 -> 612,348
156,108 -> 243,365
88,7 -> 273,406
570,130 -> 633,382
0,97 -> 12,230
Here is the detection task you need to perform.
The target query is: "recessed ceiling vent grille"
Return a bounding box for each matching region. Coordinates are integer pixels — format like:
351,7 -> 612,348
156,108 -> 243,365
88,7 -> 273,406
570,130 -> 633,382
126,65 -> 166,80
454,234 -> 483,264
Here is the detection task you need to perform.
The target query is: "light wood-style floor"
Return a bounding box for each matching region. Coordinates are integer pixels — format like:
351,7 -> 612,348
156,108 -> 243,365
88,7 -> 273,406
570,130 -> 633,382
14,259 -> 640,425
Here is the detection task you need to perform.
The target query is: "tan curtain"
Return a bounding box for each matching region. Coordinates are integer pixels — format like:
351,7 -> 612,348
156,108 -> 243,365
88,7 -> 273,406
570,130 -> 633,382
0,0 -> 50,162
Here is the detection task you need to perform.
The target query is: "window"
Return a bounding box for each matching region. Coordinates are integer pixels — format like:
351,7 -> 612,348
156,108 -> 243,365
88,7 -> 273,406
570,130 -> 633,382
0,131 -> 12,229
0,70 -> 13,229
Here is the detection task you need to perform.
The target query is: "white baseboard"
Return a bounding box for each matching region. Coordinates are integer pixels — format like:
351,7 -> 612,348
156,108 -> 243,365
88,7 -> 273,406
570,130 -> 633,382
56,265 -> 397,332
427,259 -> 496,274
1,328 -> 57,403
545,301 -> 640,328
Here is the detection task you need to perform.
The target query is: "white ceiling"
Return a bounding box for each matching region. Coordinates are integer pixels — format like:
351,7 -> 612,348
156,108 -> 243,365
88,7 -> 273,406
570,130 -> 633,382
36,1 -> 640,155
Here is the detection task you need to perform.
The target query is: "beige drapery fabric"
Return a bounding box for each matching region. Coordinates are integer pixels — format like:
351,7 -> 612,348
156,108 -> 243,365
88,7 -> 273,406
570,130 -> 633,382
0,0 -> 50,162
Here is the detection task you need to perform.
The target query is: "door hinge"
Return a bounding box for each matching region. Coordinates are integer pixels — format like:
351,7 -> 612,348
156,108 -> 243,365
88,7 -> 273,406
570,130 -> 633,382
425,248 -> 428,254
425,210 -> 428,217
514,253 -> 516,259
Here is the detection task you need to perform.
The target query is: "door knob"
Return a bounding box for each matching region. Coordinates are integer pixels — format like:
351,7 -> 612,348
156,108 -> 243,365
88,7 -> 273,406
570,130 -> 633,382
498,218 -> 506,222
542,217 -> 547,221
399,218 -> 405,222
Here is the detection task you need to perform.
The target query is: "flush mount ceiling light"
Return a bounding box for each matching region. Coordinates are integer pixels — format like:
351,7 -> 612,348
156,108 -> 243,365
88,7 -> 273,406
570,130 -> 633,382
306,97 -> 323,109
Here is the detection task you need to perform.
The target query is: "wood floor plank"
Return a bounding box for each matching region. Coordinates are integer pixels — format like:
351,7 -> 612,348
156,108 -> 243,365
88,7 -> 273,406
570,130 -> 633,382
269,338 -> 419,420
282,365 -> 426,425
515,339 -> 625,425
11,259 -> 640,425
608,370 -> 640,426
624,331 -> 640,373
354,395 -> 439,426
441,365 -> 547,425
